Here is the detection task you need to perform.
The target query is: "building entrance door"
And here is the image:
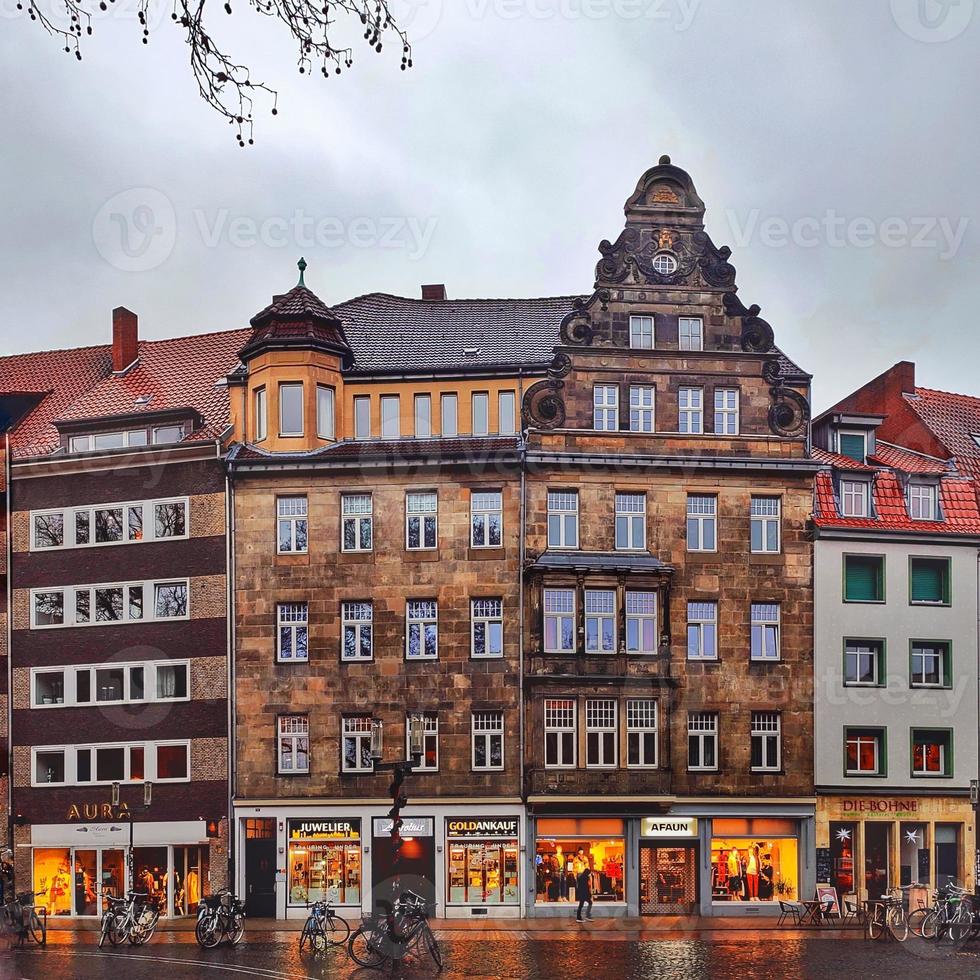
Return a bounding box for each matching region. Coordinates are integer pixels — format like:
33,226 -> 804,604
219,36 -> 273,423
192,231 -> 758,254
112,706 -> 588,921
640,844 -> 697,914
864,823 -> 890,900
371,823 -> 436,913
244,819 -> 277,918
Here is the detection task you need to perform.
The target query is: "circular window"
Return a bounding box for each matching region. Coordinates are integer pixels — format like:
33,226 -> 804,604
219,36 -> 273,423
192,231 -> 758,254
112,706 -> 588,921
653,252 -> 677,275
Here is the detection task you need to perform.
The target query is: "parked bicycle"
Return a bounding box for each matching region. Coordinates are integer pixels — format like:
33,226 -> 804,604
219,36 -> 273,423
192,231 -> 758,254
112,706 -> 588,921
2,890 -> 46,947
918,883 -> 974,943
195,890 -> 246,948
299,900 -> 350,953
106,891 -> 160,946
348,890 -> 441,970
98,895 -> 130,948
867,888 -> 909,942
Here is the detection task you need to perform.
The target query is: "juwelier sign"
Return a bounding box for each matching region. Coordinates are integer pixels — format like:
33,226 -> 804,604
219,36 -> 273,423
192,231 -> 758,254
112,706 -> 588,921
640,817 -> 698,838
288,819 -> 360,841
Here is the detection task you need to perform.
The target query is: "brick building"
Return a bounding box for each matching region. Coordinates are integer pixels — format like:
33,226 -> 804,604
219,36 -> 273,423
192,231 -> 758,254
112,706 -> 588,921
0,310 -> 239,919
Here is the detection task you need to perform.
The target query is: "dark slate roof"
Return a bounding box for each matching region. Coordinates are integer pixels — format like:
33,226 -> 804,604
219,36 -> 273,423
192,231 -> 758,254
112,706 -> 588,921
329,292 -> 809,379
529,551 -> 673,573
229,436 -> 521,466
250,284 -> 343,327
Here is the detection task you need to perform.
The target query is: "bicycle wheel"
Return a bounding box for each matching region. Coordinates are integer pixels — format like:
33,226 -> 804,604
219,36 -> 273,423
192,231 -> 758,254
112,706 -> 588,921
349,924 -> 388,968
196,915 -> 220,949
907,906 -> 930,938
109,915 -> 130,946
299,919 -> 313,953
423,924 -> 442,970
27,911 -> 45,946
887,904 -> 908,942
920,908 -> 940,941
325,913 -> 350,946
229,913 -> 245,945
98,914 -> 112,949
867,907 -> 885,940
948,903 -> 972,944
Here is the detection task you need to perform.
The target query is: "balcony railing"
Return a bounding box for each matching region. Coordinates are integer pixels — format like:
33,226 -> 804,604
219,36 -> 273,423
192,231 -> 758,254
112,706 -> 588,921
525,766 -> 672,798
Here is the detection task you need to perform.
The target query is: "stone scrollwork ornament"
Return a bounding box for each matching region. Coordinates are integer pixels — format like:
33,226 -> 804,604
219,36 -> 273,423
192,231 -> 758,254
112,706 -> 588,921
723,292 -> 775,354
522,379 -> 566,430
768,386 -> 810,438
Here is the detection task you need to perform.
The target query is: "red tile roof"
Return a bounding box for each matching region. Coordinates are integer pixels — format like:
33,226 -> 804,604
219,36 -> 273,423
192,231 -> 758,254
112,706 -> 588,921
869,441 -> 951,475
904,387 -> 980,481
810,446 -> 877,471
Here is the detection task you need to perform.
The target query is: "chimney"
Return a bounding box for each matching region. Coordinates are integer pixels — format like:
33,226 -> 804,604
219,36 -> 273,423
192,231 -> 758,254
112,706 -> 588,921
112,307 -> 139,373
892,360 -> 916,395
421,284 -> 446,301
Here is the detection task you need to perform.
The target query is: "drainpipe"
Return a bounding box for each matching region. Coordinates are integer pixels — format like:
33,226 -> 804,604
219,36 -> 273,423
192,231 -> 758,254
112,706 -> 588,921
517,370 -> 528,917
5,434 -> 13,852
224,452 -> 237,895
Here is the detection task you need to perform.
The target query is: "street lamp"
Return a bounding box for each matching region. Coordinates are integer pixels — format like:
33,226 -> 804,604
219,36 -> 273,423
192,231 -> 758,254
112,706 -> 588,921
113,780 -> 153,894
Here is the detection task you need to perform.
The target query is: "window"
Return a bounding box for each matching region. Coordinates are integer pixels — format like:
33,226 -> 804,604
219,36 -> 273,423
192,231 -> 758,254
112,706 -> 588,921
32,579 -> 188,628
472,392 -> 489,436
751,712 -> 781,771
615,492 -> 646,550
843,554 -> 884,602
679,317 -> 703,351
909,557 -> 950,605
341,601 -> 373,662
255,387 -> 267,441
687,602 -> 718,660
152,425 -> 183,445
845,728 -> 885,776
31,513 -> 64,549
626,591 -> 658,655
341,494 -> 372,553
155,663 -> 187,700
626,699 -> 658,768
678,386 -> 703,434
911,730 -> 952,777
629,385 -> 655,432
409,714 -> 439,771
908,483 -> 938,521
471,491 -> 503,548
910,641 -> 950,688
584,590 -> 616,654
279,382 -> 304,436
547,491 -> 578,549
341,716 -> 373,773
543,589 -> 575,653
380,395 -> 400,439
653,252 -> 677,275
33,742 -> 190,786
840,480 -> 870,518
544,699 -> 576,768
838,431 -> 867,463
629,315 -> 654,349
471,598 -> 503,658
32,498 -> 188,550
354,396 -> 371,440
33,591 -> 64,626
472,711 -> 504,771
441,393 -> 458,437
32,660 -> 186,707
594,385 -> 619,430
750,604 -> 780,661
35,750 -> 66,784
156,743 -> 188,780
686,495 -> 716,551
277,603 -> 309,663
414,394 -> 432,438
844,639 -> 885,687
154,501 -> 187,538
586,699 -> 617,768
277,496 -> 308,554
406,600 -> 438,659
714,388 -> 739,435
498,391 -> 516,435
316,385 -> 335,440
750,497 -> 780,553
406,491 -> 438,550
688,712 -> 718,771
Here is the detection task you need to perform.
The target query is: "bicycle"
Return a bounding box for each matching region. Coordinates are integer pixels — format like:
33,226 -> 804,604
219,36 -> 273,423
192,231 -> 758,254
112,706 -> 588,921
195,890 -> 246,948
110,891 -> 160,946
866,888 -> 908,942
348,890 -> 441,970
299,900 -> 350,953
920,883 -> 973,943
98,895 -> 129,948
2,891 -> 46,947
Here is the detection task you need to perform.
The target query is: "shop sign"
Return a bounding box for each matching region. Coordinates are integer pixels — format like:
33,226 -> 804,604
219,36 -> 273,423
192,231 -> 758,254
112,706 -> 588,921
447,818 -> 519,839
840,799 -> 918,814
373,817 -> 433,837
66,802 -> 130,821
288,819 -> 360,841
640,817 -> 698,838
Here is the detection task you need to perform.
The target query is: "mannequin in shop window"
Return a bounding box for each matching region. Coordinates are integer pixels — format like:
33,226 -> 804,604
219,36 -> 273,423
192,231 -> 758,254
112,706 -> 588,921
745,845 -> 760,901
758,855 -> 774,901
726,848 -> 744,900
555,847 -> 569,902
186,866 -> 200,911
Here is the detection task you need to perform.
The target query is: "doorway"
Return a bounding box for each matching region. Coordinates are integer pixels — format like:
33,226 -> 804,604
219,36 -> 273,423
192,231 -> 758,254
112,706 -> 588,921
640,844 -> 697,914
244,819 -> 277,917
935,824 -> 960,889
864,823 -> 890,900
371,829 -> 436,913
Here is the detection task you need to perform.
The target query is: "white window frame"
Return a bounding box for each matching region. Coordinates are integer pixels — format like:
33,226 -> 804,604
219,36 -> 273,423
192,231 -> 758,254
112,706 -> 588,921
544,698 -> 576,769
279,382 -> 304,437
406,491 -> 438,550
31,660 -> 190,708
750,496 -> 781,554
380,395 -> 401,439
844,640 -> 882,686
341,601 -> 373,662
472,711 -> 505,771
845,730 -> 882,775
30,578 -> 190,629
406,600 -> 439,660
316,384 -> 335,441
353,395 -> 371,440
625,591 -> 658,655
543,588 -> 576,654
629,385 -> 655,432
471,491 -> 503,548
678,386 -> 703,434
277,602 -> 309,663
615,492 -> 646,550
341,716 -> 374,773
546,491 -> 579,549
714,388 -> 739,435
498,390 -> 516,435
840,479 -> 871,518
908,483 -> 938,521
593,385 -> 619,431
629,315 -> 654,349
585,698 -> 617,768
750,603 -> 780,662
441,393 -> 458,437
414,394 -> 432,439
30,497 -> 190,552
910,641 -> 948,688
688,712 -> 719,772
471,598 -> 504,659
472,392 -> 490,436
276,495 -> 308,554
254,386 -> 267,442
751,712 -> 781,772
584,589 -> 616,654
686,495 -> 717,552
278,715 -> 310,775
687,602 -> 718,661
911,730 -> 949,776
679,316 -> 703,351
31,740 -> 191,787
626,699 -> 658,769
341,493 -> 373,553
69,428 -> 152,453
408,713 -> 439,772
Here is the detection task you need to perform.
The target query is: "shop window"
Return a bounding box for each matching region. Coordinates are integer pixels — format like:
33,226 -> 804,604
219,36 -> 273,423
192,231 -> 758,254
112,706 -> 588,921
341,494 -> 373,552
471,598 -> 503,658
864,822 -> 890,900
829,822 -> 856,895
844,639 -> 885,687
911,729 -> 952,777
472,711 -> 504,771
909,557 -> 950,605
277,496 -> 309,554
173,846 -> 210,916
899,823 -> 929,887
547,491 -> 579,549
133,847 -> 169,907
710,836 -> 798,902
471,492 -> 503,548
288,826 -> 361,907
535,835 -> 625,904
935,825 -> 960,889
406,600 -> 438,659
544,698 -> 576,768
910,640 -> 951,688
342,601 -> 373,662
845,727 -> 885,776
406,492 -> 437,550
33,849 -> 72,916
448,833 -> 519,905
584,591 -> 616,654
625,591 -> 657,655
843,554 -> 884,602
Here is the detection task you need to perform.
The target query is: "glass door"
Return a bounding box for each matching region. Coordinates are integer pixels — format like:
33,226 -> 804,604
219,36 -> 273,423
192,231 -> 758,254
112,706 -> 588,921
100,850 -> 126,910
73,850 -> 98,916
864,823 -> 890,900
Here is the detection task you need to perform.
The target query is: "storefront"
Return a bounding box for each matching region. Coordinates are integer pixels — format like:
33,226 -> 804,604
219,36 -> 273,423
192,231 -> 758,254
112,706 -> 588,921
446,817 -> 520,913
29,821 -> 212,918
816,795 -> 976,902
639,817 -> 698,914
286,819 -> 361,910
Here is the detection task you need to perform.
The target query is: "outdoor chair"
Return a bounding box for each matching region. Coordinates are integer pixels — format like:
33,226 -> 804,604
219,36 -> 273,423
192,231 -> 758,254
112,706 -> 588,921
777,900 -> 803,926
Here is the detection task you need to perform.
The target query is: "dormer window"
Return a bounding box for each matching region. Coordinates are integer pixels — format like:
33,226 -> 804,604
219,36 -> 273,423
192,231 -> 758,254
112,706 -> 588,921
840,479 -> 871,518
908,482 -> 938,521
838,430 -> 867,463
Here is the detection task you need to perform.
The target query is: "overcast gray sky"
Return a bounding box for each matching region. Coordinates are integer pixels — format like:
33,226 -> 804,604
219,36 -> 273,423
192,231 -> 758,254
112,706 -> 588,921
1,0 -> 977,411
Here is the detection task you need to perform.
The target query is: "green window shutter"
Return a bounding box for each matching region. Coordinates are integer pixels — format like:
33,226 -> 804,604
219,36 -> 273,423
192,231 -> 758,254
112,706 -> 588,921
911,560 -> 946,603
845,556 -> 882,601
839,433 -> 865,462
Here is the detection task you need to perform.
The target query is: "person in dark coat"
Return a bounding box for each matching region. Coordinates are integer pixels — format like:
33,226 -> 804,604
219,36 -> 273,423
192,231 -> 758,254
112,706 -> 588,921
575,863 -> 593,921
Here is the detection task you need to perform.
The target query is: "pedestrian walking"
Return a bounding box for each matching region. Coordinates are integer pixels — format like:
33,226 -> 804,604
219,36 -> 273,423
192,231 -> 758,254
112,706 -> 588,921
575,856 -> 593,922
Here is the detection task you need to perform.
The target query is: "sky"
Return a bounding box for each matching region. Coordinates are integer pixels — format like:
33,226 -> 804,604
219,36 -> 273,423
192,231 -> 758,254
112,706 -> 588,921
0,0 -> 978,412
